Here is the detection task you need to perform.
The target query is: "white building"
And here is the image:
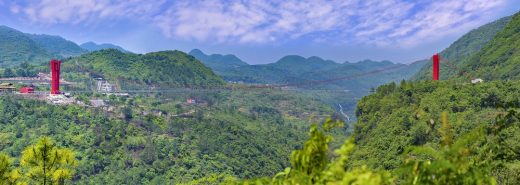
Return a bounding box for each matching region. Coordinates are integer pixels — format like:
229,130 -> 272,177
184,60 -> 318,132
97,80 -> 113,92
471,78 -> 484,84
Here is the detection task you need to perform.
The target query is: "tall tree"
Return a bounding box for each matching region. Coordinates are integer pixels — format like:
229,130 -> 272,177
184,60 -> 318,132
0,153 -> 12,182
0,152 -> 23,184
2,68 -> 15,78
20,137 -> 77,185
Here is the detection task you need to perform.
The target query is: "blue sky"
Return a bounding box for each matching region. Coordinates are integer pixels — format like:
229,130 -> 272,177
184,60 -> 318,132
0,0 -> 518,64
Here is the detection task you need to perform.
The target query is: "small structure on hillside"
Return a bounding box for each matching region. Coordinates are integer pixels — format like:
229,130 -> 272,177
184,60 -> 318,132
0,83 -> 15,93
97,79 -> 113,92
19,86 -> 35,94
471,78 -> 484,84
187,98 -> 197,105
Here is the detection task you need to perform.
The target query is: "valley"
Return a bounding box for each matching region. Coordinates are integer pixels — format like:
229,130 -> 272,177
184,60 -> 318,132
0,2 -> 519,185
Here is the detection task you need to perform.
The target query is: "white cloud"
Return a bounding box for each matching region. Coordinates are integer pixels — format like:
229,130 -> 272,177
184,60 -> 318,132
10,0 -> 165,24
8,0 -> 509,46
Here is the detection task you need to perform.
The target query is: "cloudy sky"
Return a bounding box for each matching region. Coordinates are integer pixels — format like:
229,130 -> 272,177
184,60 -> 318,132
0,0 -> 518,64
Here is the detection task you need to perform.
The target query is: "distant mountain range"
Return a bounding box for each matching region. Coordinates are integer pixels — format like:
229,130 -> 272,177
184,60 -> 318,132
190,49 -> 426,95
189,49 -> 248,71
80,42 -> 130,53
0,25 -> 130,67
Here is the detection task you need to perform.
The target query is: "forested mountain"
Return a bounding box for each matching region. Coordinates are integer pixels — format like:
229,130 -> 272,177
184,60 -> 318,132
28,34 -> 87,57
0,26 -> 51,66
81,42 -> 130,53
345,80 -> 520,184
0,25 -> 87,66
266,55 -> 339,73
62,49 -> 225,88
0,88 -> 335,184
188,49 -> 248,71
458,12 -> 520,80
412,16 -> 512,80
335,12 -> 520,184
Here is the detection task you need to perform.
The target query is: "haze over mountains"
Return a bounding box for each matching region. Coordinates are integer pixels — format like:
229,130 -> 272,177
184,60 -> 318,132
190,49 -> 426,94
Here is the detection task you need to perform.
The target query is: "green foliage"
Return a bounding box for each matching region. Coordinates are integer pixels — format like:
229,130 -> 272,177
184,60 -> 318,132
0,88 -> 333,184
401,113 -> 496,185
0,137 -> 77,185
412,15 -> 512,80
20,137 -> 77,185
459,11 -> 520,81
0,26 -> 50,66
28,34 -> 86,58
0,153 -> 13,183
238,119 -> 393,185
0,26 -> 86,67
1,68 -> 15,78
1,62 -> 39,77
351,80 -> 520,184
179,174 -> 238,185
62,49 -> 225,89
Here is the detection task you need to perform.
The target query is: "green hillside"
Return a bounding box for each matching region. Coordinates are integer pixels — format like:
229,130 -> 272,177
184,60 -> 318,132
189,49 -> 248,72
62,49 -> 225,88
29,34 -> 87,57
81,42 -> 130,53
0,87 -> 335,184
412,16 -> 512,80
460,12 -> 520,80
266,55 -> 339,73
0,26 -> 50,66
228,12 -> 520,184
345,80 -> 520,184
0,25 -> 88,66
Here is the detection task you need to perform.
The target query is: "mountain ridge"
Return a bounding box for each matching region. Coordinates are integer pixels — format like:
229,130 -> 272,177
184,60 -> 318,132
80,41 -> 130,53
0,25 -> 87,66
411,15 -> 513,80
62,49 -> 225,88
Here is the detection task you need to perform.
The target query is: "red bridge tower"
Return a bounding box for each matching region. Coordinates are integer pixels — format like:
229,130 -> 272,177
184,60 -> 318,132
432,54 -> 440,81
50,59 -> 61,95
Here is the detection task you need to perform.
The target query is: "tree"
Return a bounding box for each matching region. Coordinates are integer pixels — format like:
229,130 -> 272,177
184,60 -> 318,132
20,137 -> 77,185
0,153 -> 23,184
0,153 -> 13,183
3,68 -> 15,78
241,118 -> 393,185
16,68 -> 26,77
401,112 -> 496,185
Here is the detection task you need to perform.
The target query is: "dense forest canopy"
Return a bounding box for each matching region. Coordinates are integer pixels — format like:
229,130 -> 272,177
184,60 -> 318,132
0,88 -> 337,184
61,49 -> 226,88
